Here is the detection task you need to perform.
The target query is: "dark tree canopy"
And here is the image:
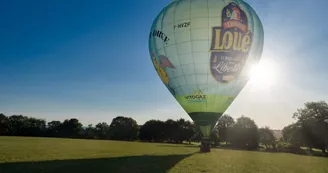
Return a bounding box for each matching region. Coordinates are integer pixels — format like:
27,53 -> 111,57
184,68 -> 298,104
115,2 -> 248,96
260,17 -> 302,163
95,122 -> 110,140
60,118 -> 84,138
282,123 -> 304,148
109,116 -> 138,141
292,101 -> 328,153
215,114 -> 235,144
228,116 -> 259,150
47,121 -> 62,137
139,119 -> 194,144
0,113 -> 9,135
139,120 -> 165,142
259,126 -> 276,149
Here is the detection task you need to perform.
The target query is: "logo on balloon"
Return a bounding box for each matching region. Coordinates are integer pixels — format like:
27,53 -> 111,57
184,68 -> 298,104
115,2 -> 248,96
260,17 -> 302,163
210,2 -> 253,83
185,88 -> 207,103
150,30 -> 170,44
151,53 -> 176,96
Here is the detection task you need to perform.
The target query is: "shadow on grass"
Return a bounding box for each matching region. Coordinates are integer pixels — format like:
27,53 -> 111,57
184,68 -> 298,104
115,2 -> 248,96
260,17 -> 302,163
213,145 -> 328,158
0,154 -> 194,173
158,144 -> 200,148
158,144 -> 328,158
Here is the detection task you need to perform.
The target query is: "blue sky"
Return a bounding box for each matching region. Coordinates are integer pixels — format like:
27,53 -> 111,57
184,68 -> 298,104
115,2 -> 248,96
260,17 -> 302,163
1,0 -> 328,129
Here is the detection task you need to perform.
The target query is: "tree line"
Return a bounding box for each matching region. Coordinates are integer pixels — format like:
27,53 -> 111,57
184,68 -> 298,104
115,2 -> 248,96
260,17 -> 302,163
0,114 -> 197,143
0,101 -> 327,155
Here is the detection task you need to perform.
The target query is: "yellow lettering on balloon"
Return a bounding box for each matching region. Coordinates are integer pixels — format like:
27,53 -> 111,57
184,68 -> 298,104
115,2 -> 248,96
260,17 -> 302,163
242,34 -> 251,53
233,32 -> 242,51
214,29 -> 224,50
211,27 -> 252,54
223,31 -> 233,49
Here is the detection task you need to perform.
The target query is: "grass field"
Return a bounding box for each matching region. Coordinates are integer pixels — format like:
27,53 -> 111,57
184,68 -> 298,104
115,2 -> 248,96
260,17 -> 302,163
0,136 -> 327,173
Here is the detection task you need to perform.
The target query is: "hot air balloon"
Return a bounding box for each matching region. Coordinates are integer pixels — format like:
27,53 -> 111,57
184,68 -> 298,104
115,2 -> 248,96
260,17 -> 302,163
149,0 -> 264,152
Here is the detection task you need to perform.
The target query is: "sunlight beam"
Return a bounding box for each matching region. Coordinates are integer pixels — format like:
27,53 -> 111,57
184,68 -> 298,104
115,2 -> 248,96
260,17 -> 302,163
248,59 -> 276,90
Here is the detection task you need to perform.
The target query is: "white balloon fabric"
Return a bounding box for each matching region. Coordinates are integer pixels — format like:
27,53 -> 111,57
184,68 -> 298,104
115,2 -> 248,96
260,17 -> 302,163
149,0 -> 264,137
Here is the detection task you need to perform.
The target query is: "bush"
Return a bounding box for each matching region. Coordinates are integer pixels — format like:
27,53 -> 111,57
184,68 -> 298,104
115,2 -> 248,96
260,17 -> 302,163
276,141 -> 305,154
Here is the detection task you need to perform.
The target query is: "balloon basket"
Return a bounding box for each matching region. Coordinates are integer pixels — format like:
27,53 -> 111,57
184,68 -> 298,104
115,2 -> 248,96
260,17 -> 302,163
200,138 -> 211,153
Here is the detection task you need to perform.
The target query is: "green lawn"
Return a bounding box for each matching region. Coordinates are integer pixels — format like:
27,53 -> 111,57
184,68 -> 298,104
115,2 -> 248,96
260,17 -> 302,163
0,136 -> 327,173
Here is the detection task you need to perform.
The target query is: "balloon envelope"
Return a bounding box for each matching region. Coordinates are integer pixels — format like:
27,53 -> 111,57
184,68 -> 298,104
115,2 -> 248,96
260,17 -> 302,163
149,0 -> 264,138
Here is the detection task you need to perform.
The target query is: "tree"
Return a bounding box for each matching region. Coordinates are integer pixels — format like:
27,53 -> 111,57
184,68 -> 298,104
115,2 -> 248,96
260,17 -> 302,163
164,119 -> 180,143
259,127 -> 276,149
0,113 -> 9,135
282,124 -> 301,145
171,118 -> 195,144
84,124 -> 96,139
293,101 -> 328,153
191,125 -> 202,143
139,120 -> 165,142
60,118 -> 84,138
47,121 -> 62,137
25,117 -> 46,137
177,119 -> 195,144
228,116 -> 259,150
109,116 -> 138,141
282,123 -> 305,153
215,114 -> 235,144
211,129 -> 220,146
5,115 -> 46,137
95,122 -> 110,139
8,115 -> 29,136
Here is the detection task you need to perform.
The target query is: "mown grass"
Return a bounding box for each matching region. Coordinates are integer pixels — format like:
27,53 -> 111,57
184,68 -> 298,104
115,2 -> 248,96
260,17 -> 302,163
0,136 -> 327,173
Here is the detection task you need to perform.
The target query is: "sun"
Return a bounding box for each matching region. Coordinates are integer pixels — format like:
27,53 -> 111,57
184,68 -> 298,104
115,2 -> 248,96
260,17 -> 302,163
248,59 -> 276,90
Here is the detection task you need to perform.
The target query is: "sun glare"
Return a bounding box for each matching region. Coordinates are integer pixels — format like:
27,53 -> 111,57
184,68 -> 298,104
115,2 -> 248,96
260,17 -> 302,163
248,60 -> 276,90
